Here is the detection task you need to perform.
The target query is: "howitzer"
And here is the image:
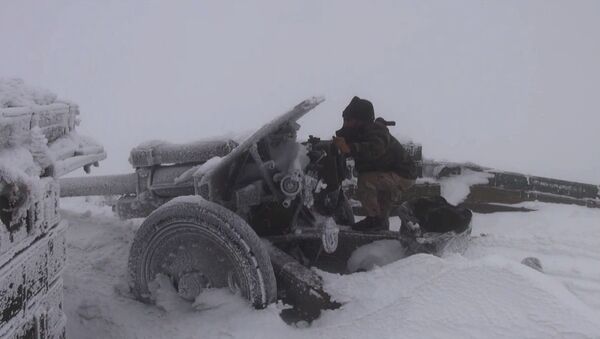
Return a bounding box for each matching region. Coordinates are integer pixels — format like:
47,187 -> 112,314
60,98 -> 367,321
59,97 -> 469,322
60,115 -> 354,225
57,96 -> 599,323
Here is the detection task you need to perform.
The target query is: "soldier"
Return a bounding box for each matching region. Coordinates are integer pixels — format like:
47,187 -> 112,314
333,96 -> 416,231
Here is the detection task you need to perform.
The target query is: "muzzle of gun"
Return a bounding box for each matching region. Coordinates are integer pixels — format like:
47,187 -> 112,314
375,117 -> 396,126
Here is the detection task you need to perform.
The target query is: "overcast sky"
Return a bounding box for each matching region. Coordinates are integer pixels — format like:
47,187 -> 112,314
1,0 -> 599,183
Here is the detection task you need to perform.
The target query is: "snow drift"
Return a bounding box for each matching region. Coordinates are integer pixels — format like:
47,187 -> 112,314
60,198 -> 600,339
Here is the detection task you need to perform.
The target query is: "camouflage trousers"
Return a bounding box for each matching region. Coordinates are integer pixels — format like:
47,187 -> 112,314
356,171 -> 415,218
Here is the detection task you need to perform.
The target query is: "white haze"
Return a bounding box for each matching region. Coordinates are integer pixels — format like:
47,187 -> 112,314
1,0 -> 599,183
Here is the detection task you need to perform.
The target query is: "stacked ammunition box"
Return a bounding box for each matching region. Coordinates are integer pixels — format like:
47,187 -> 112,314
0,102 -> 105,338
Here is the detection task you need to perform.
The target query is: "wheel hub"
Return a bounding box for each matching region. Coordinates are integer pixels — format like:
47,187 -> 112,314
177,271 -> 211,301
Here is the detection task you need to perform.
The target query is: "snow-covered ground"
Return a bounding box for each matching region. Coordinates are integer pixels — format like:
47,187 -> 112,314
61,198 -> 600,339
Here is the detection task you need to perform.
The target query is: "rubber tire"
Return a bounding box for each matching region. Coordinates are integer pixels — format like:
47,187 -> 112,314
128,196 -> 277,309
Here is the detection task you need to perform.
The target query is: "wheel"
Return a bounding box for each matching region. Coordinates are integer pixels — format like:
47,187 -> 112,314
128,196 -> 277,308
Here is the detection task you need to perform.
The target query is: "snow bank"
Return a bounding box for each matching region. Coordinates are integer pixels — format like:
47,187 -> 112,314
468,202 -> 600,311
0,78 -> 57,108
60,198 -> 600,339
346,239 -> 406,273
319,253 -> 600,339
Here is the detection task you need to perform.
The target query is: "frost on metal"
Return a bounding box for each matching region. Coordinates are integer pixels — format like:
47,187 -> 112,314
197,96 -> 324,202
1,82 -> 102,338
197,97 -> 323,181
129,139 -> 236,168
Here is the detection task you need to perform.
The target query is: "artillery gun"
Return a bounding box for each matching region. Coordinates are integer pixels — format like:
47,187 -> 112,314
60,98 -> 361,319
60,97 -> 475,321
59,96 -> 600,322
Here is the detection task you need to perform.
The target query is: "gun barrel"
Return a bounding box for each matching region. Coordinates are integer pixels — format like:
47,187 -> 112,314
59,173 -> 138,197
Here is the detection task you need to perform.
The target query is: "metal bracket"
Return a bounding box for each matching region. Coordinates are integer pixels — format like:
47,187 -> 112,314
249,144 -> 282,202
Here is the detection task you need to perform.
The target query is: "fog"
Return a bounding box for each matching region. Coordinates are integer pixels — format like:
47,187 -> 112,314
1,0 -> 599,183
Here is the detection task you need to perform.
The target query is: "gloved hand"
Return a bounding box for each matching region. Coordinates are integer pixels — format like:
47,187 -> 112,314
332,136 -> 351,154
406,220 -> 422,237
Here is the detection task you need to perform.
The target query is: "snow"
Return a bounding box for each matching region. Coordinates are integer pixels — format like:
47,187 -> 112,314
0,146 -> 41,218
0,78 -> 57,108
0,146 -> 40,179
1,81 -> 105,179
346,239 -> 406,273
0,128 -> 105,182
48,131 -> 104,161
148,274 -> 244,314
438,169 -> 493,205
60,197 -> 600,338
319,254 -> 600,339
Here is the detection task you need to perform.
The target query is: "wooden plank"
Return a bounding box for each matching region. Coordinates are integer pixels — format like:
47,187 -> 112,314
488,172 -> 599,200
0,222 -> 66,338
1,103 -> 79,147
458,202 -> 535,214
465,184 -> 600,209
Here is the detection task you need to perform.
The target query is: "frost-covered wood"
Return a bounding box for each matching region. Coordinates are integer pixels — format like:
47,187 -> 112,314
0,221 -> 67,338
1,85 -> 103,338
0,178 -> 60,258
0,177 -> 66,339
1,103 -> 106,177
0,102 -> 78,147
421,160 -> 600,211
